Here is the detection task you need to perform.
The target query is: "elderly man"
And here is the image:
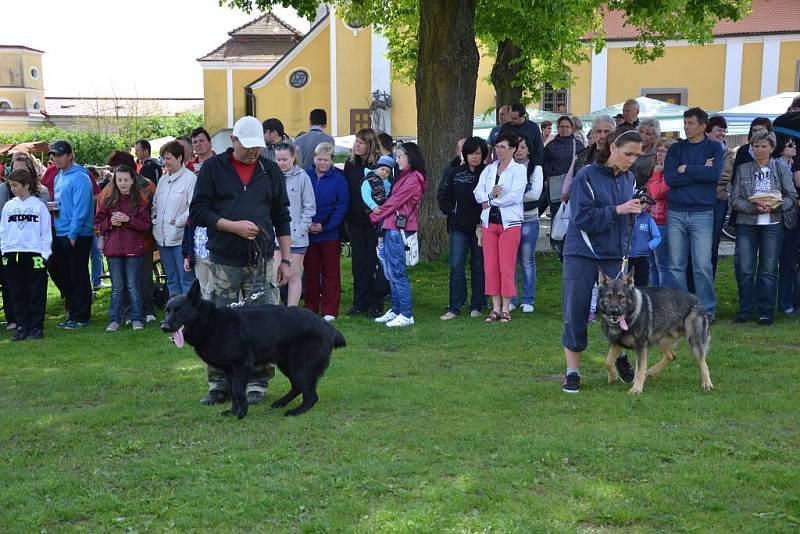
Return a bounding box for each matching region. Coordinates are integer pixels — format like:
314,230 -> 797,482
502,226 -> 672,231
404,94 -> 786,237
621,99 -> 640,128
189,115 -> 292,406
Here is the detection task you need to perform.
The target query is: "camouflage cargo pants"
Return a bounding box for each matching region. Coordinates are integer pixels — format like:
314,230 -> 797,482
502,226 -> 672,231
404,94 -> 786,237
206,258 -> 280,395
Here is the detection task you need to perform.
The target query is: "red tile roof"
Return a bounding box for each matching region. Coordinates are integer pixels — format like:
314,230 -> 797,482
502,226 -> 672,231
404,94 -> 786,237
602,0 -> 800,41
0,45 -> 44,54
198,12 -> 302,63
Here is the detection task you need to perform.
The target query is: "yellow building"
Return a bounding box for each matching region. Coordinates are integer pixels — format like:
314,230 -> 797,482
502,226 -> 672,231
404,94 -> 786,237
201,0 -> 800,139
0,45 -> 46,132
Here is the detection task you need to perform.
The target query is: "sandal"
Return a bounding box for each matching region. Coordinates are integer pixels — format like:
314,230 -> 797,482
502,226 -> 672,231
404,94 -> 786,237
485,311 -> 501,323
500,312 -> 512,323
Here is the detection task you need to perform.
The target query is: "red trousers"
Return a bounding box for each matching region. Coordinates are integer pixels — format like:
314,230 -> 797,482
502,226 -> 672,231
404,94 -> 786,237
303,239 -> 341,316
482,223 -> 521,297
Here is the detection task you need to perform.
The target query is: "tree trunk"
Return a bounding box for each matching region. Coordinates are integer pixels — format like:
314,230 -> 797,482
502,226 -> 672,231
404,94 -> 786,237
491,39 -> 524,118
415,0 -> 479,260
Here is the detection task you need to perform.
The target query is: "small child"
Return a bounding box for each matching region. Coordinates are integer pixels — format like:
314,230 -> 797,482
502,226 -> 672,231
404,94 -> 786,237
95,165 -> 152,332
361,155 -> 394,259
0,169 -> 52,341
629,204 -> 661,287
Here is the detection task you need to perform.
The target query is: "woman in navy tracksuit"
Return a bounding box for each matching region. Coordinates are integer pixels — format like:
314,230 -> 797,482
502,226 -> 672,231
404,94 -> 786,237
561,130 -> 644,393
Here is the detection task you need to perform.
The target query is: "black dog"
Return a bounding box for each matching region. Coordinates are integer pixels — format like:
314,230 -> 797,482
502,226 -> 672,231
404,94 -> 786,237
161,280 -> 346,418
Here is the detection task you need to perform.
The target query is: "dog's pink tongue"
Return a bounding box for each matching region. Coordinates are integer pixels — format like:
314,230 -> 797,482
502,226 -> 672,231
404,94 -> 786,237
172,326 -> 185,348
619,316 -> 629,331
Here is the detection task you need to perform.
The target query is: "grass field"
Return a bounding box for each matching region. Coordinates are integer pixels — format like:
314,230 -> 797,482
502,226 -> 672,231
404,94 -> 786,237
1,253 -> 798,532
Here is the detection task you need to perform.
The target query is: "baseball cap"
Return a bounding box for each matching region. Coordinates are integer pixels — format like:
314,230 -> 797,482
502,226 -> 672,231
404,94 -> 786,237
376,155 -> 395,169
232,116 -> 267,148
48,140 -> 73,156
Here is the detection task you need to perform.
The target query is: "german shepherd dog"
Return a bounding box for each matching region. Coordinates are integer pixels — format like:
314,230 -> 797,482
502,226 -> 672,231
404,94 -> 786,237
161,280 -> 346,418
597,270 -> 713,395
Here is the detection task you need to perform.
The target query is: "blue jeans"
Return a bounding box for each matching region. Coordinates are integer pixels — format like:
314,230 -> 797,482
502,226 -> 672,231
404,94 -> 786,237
653,224 -> 671,287
666,209 -> 716,315
91,234 -> 104,286
159,245 -> 195,297
382,230 -> 413,317
711,198 -> 728,278
448,229 -> 485,314
108,256 -> 143,323
778,224 -> 800,312
511,219 -> 539,307
734,223 -> 783,319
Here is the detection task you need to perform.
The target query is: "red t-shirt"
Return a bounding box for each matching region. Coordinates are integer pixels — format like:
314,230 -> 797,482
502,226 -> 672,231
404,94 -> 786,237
230,154 -> 257,187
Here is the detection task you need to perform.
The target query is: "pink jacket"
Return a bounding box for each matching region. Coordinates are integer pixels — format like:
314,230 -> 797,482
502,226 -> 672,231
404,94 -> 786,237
647,168 -> 669,226
370,169 -> 427,231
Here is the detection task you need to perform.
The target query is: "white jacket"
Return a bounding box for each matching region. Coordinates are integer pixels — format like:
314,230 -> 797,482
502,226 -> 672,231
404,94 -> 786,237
152,166 -> 196,247
0,196 -> 52,259
473,160 -> 527,229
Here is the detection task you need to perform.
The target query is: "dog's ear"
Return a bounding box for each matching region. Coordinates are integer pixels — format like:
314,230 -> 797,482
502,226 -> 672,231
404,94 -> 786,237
597,269 -> 609,284
187,279 -> 202,304
624,266 -> 635,286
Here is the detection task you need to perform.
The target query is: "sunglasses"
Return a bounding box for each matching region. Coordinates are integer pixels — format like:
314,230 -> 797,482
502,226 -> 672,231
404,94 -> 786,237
786,142 -> 796,148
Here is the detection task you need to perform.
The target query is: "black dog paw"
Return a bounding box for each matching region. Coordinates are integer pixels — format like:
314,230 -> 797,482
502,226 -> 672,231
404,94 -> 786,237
221,409 -> 234,417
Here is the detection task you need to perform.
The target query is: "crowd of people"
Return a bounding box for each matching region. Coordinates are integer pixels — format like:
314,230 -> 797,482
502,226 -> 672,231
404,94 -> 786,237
1,96 -> 799,397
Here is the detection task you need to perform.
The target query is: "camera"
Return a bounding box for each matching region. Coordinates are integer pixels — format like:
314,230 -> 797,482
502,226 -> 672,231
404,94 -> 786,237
635,188 -> 655,206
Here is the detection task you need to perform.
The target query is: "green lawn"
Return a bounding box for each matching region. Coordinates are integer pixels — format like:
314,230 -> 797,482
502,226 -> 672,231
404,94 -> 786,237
1,253 -> 798,532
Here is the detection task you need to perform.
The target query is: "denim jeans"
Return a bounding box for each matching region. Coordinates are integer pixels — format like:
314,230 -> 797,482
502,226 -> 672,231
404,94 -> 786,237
159,245 -> 195,297
778,224 -> 800,312
108,256 -> 143,323
666,209 -> 716,315
511,219 -> 539,307
448,229 -> 485,314
91,234 -> 104,287
734,223 -> 783,319
381,230 -> 413,317
653,224 -> 671,287
711,198 -> 728,278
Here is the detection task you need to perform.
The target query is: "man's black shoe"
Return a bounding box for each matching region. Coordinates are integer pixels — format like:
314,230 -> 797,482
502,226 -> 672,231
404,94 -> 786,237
562,372 -> 580,393
758,316 -> 774,326
26,329 -> 44,340
246,391 -> 265,405
615,354 -> 635,384
733,315 -> 751,324
200,390 -> 229,406
11,328 -> 29,342
367,307 -> 384,318
346,307 -> 367,316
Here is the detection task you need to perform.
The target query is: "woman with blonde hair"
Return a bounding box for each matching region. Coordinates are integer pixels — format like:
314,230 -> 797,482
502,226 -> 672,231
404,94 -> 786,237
304,142 -> 349,320
343,127 -> 386,317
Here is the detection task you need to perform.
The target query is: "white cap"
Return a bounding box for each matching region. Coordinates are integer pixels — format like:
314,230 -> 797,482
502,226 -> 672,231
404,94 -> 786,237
232,116 -> 266,148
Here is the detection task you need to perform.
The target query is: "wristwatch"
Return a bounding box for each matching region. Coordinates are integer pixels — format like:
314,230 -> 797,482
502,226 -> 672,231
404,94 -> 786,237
280,258 -> 293,267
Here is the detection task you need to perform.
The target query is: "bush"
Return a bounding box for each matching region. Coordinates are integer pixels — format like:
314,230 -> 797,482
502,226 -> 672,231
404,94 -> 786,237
0,113 -> 204,165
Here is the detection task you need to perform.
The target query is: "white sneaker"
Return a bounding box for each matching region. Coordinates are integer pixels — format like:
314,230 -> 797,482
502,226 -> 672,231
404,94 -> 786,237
106,322 -> 120,332
508,303 -> 516,312
375,310 -> 397,323
323,315 -> 336,322
145,314 -> 158,323
386,314 -> 414,327
521,304 -> 534,313
131,320 -> 144,330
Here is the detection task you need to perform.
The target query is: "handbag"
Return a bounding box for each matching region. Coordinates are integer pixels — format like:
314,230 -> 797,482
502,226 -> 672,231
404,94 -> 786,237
549,201 -> 571,242
401,230 -> 419,267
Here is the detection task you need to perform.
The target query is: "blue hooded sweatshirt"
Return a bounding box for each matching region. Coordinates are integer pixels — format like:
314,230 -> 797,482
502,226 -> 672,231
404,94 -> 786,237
53,164 -> 94,240
305,165 -> 349,243
563,163 -> 636,260
629,210 -> 661,258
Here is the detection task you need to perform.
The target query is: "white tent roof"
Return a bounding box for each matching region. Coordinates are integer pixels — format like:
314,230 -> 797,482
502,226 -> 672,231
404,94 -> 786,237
719,92 -> 800,135
581,96 -> 691,133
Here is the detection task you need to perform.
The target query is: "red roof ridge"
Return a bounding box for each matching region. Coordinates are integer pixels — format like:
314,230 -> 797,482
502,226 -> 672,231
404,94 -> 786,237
228,11 -> 302,38
0,44 -> 45,54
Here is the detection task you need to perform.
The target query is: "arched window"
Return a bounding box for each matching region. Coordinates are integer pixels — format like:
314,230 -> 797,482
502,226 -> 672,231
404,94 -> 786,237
0,101 -> 12,110
30,67 -> 39,80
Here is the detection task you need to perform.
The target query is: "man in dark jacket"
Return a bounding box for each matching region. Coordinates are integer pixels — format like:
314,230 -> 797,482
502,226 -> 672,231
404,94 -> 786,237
498,103 -> 544,167
189,115 -> 292,406
134,139 -> 162,184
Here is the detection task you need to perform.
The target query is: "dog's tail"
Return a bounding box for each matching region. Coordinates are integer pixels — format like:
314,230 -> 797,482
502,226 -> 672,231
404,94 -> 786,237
333,328 -> 347,349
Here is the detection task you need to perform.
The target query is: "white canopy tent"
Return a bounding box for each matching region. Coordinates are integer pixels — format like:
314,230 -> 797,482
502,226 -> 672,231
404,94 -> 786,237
718,92 -> 800,135
581,97 -> 691,133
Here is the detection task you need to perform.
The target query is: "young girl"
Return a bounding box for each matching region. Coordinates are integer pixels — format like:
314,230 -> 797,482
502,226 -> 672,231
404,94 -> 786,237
274,144 -> 316,306
0,169 -> 52,341
95,165 -> 151,332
